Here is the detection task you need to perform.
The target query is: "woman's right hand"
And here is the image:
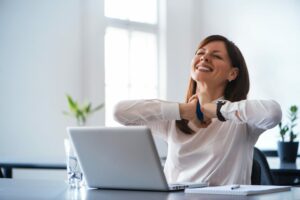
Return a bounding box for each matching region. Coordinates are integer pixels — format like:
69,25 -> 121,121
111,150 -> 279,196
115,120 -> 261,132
179,95 -> 212,128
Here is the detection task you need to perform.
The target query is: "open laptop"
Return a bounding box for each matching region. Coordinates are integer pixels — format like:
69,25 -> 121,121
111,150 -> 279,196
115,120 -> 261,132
67,126 -> 207,191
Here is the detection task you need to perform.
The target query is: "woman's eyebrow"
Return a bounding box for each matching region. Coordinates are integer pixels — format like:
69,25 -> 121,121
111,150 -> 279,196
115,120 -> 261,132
198,48 -> 222,53
211,50 -> 222,53
196,49 -> 224,55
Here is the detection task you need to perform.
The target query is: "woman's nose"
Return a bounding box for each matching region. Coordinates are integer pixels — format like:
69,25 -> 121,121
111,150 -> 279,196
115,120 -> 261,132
200,55 -> 209,62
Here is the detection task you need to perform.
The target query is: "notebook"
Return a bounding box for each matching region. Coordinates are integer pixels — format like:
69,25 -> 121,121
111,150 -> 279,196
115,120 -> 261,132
67,126 -> 208,191
185,185 -> 291,196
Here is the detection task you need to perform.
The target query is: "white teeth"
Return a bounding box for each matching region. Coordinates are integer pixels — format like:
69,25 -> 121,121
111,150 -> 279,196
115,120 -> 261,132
196,66 -> 212,72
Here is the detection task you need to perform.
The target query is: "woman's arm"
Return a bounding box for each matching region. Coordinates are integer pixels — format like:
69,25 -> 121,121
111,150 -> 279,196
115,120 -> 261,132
114,98 -> 211,132
113,99 -> 181,140
201,99 -> 282,130
114,99 -> 181,125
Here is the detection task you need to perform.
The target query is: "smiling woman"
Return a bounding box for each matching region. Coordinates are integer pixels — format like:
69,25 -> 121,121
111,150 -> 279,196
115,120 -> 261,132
192,42 -> 239,85
113,35 -> 282,186
178,35 -> 250,133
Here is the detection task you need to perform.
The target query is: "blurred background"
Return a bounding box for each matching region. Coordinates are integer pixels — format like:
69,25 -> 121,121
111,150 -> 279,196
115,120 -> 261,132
1,0 -> 300,179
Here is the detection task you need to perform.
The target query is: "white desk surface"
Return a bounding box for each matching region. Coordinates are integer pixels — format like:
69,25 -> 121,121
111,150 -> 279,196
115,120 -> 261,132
0,178 -> 299,200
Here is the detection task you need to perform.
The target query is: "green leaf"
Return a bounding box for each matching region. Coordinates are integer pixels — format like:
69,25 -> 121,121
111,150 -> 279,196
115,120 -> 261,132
91,103 -> 105,113
64,94 -> 104,125
290,105 -> 298,113
278,122 -> 282,129
67,95 -> 78,114
282,105 -> 299,142
84,103 -> 92,114
62,111 -> 71,116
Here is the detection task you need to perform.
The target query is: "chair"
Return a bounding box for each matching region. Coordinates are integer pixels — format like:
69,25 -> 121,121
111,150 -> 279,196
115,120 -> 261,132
251,147 -> 275,185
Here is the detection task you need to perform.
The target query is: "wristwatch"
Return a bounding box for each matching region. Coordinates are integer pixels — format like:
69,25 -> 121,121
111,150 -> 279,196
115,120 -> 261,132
216,100 -> 227,122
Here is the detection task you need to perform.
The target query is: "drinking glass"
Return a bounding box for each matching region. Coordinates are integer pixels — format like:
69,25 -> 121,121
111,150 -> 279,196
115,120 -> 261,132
64,139 -> 83,189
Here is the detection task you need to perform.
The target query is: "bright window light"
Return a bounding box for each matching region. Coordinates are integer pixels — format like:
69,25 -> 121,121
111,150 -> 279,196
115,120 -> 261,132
104,0 -> 157,24
105,27 -> 158,126
105,27 -> 129,86
105,0 -> 158,126
129,31 -> 157,89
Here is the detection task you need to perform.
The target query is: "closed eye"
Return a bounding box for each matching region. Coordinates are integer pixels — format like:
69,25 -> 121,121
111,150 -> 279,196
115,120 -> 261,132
196,51 -> 204,56
213,54 -> 222,59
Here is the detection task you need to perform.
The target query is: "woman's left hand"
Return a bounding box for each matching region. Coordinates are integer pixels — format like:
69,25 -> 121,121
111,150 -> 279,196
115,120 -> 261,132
195,92 -> 218,119
201,102 -> 218,119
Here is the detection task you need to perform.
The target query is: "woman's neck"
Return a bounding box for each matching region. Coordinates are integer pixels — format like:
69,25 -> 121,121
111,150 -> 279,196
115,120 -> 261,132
196,82 -> 225,104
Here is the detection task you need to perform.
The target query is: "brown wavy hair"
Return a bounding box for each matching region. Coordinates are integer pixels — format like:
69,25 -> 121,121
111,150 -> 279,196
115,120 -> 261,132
176,35 -> 250,134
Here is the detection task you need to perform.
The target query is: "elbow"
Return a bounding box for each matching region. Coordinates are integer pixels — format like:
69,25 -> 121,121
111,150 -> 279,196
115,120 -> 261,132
113,101 -> 126,124
266,101 -> 282,129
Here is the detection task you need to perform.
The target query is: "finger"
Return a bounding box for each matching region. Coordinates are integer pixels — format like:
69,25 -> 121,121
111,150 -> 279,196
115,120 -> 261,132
197,119 -> 212,128
204,120 -> 212,126
188,95 -> 198,103
199,122 -> 211,128
189,94 -> 197,101
203,118 -> 212,123
193,119 -> 208,128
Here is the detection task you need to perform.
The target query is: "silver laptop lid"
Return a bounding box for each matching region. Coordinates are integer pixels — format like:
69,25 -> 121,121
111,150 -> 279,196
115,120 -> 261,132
67,126 -> 171,191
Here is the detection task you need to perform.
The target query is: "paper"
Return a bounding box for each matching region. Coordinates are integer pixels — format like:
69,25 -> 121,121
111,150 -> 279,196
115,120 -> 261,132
185,185 -> 291,196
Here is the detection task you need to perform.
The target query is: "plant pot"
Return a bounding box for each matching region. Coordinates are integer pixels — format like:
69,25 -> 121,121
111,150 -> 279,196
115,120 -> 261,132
277,141 -> 299,163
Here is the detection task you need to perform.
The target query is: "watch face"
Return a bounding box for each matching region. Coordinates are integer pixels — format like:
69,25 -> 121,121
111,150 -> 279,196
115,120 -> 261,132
217,100 -> 226,105
216,100 -> 227,122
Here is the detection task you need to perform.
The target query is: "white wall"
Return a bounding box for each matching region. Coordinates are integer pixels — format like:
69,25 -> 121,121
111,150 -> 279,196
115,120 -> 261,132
81,0 -> 105,126
0,0 -> 105,163
165,0 -> 196,102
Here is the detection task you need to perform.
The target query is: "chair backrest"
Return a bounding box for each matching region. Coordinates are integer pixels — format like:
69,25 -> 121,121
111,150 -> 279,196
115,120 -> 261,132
251,147 -> 275,185
251,159 -> 261,185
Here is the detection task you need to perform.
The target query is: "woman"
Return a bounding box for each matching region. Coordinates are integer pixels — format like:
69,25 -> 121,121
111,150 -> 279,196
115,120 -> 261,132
114,35 -> 282,186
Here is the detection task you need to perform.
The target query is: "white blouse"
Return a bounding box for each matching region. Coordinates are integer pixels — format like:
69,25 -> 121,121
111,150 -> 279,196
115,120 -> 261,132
113,99 -> 282,186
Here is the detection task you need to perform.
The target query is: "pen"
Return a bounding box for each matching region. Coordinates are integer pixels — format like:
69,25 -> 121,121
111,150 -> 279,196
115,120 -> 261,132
230,184 -> 240,190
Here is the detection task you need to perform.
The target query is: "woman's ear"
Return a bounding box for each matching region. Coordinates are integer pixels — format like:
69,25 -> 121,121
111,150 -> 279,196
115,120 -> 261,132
228,67 -> 239,82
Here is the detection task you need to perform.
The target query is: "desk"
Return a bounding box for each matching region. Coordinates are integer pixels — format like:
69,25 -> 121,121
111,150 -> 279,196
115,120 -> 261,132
2,156 -> 300,185
0,179 -> 299,200
267,157 -> 300,185
0,157 -> 66,178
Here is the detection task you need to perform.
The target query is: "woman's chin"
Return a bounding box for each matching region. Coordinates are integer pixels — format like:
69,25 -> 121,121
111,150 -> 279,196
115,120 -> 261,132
191,74 -> 209,82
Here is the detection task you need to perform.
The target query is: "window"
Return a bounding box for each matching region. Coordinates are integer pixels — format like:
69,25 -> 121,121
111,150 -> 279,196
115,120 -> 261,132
105,0 -> 157,24
104,0 -> 159,126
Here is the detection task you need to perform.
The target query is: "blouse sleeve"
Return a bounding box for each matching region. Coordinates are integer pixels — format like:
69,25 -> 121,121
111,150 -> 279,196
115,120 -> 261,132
113,99 -> 181,140
220,99 -> 282,135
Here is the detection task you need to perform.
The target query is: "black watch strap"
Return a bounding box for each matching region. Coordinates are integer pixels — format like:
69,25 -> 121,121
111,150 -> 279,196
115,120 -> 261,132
216,100 -> 226,122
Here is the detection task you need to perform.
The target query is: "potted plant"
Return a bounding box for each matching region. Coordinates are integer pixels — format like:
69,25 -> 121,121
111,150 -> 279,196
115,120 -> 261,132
277,105 -> 299,163
63,94 -> 104,187
63,94 -> 104,126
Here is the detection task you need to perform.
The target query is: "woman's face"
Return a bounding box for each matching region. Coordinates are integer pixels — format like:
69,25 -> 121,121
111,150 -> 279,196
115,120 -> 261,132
191,41 -> 238,87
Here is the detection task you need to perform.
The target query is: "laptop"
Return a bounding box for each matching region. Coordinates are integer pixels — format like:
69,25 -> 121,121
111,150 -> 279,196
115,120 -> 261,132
67,126 -> 207,191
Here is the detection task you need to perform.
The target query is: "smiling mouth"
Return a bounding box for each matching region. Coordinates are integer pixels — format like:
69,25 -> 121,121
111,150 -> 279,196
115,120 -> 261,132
195,65 -> 213,72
